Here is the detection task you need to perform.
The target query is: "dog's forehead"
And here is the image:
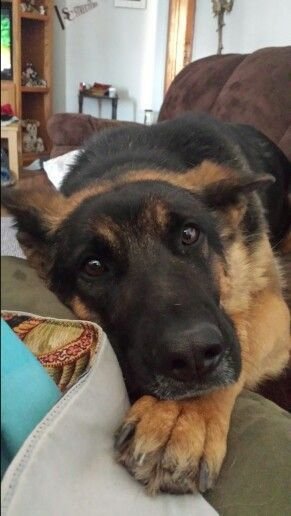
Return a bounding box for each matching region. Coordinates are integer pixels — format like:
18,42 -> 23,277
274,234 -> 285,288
73,180 -> 201,232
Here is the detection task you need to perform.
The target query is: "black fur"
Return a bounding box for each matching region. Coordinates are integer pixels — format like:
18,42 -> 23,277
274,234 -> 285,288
2,113 -> 290,402
63,113 -> 291,245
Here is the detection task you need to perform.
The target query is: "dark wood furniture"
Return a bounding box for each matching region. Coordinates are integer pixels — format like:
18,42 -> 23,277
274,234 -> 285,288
78,90 -> 118,120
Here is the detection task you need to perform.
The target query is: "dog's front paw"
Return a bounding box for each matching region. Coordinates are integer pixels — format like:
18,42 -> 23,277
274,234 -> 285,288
114,395 -> 228,494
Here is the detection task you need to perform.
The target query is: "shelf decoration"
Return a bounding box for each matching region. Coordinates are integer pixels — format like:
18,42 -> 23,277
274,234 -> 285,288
22,119 -> 45,153
21,62 -> 47,87
20,1 -> 47,15
55,0 -> 97,28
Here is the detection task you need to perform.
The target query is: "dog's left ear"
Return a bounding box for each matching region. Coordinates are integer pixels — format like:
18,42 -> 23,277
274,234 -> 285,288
202,172 -> 274,229
1,185 -> 66,279
202,173 -> 275,210
181,161 -> 274,229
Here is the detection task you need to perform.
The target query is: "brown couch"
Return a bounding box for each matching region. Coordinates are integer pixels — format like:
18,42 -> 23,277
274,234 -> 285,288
48,46 -> 291,160
46,46 -> 291,411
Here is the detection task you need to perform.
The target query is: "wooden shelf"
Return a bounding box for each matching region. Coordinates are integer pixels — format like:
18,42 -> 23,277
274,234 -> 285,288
1,1 -> 53,175
21,86 -> 50,93
21,12 -> 49,22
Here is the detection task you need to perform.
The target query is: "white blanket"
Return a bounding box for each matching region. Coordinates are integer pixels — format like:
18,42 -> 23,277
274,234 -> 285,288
43,150 -> 81,189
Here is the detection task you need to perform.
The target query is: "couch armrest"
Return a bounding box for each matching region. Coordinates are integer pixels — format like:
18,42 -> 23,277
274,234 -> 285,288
47,113 -> 135,158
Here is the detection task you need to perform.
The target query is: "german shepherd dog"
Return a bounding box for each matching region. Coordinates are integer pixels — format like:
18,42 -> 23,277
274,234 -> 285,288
2,114 -> 291,494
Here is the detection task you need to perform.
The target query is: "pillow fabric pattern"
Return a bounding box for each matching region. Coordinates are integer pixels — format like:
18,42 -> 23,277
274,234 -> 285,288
2,311 -> 101,392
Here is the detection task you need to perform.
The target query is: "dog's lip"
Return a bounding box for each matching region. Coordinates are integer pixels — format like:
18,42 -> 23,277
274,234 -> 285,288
136,352 -> 239,400
144,377 -> 221,401
148,375 -> 237,400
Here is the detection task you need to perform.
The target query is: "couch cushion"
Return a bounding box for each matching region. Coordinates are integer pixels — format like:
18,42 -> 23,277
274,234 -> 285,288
159,46 -> 291,160
47,114 -> 137,158
1,256 -> 75,319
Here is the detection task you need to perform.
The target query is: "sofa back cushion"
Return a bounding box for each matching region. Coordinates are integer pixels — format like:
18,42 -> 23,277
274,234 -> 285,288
159,46 -> 291,160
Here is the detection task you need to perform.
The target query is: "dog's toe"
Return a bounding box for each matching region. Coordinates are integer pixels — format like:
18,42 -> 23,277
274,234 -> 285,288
197,458 -> 213,493
114,422 -> 136,451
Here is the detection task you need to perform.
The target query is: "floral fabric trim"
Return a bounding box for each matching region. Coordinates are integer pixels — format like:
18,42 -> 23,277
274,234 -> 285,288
2,311 -> 101,392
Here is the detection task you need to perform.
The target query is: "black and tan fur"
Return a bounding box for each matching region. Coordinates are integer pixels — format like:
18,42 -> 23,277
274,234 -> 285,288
2,113 -> 291,494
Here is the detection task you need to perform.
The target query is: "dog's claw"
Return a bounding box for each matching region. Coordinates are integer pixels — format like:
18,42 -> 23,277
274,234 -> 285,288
197,458 -> 212,493
114,422 -> 136,451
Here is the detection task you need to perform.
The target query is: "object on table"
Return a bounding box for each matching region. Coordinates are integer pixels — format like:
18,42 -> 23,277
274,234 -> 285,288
144,109 -> 154,125
79,82 -> 86,91
108,86 -> 117,98
90,82 -> 111,96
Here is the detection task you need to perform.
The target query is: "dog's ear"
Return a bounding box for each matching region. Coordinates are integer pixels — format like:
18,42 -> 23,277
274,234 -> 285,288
202,173 -> 274,209
202,173 -> 274,229
184,161 -> 274,229
1,185 -> 66,280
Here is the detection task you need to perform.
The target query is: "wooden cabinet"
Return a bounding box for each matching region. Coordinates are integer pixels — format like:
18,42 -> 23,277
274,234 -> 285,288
1,0 -> 53,167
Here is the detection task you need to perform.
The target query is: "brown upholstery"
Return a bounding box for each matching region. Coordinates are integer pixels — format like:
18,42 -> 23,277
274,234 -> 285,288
159,47 -> 291,160
48,47 -> 291,161
47,114 -> 133,157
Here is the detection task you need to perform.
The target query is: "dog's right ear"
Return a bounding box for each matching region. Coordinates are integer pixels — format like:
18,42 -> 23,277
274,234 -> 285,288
1,185 -> 66,279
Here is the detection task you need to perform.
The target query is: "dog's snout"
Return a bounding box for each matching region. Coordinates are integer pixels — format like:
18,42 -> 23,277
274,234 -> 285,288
162,323 -> 224,382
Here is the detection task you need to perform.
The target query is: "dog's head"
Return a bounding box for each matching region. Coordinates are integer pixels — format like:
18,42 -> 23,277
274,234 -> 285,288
2,162 -> 273,401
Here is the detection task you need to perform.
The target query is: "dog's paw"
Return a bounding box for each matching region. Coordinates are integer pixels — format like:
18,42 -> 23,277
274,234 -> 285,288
114,395 -> 228,494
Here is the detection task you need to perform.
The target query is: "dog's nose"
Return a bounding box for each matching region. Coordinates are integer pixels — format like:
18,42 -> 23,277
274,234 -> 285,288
163,323 -> 224,382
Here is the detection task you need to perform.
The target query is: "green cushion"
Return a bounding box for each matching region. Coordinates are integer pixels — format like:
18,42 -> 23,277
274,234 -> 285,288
205,390 -> 291,515
1,256 -> 75,319
1,256 -> 290,515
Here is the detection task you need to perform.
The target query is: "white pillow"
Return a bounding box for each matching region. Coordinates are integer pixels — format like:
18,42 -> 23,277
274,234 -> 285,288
1,325 -> 217,516
43,150 -> 82,189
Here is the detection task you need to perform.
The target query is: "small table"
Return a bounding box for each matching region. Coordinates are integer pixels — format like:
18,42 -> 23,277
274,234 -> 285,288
1,122 -> 22,181
78,90 -> 118,120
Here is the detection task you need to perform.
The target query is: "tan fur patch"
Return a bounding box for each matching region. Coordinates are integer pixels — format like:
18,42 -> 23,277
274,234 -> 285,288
91,217 -> 121,248
70,296 -> 100,323
139,199 -> 169,234
233,290 -> 290,388
220,235 -> 282,315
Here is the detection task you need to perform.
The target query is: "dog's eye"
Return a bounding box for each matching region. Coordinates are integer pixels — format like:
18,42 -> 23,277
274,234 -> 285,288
83,259 -> 106,277
181,224 -> 200,245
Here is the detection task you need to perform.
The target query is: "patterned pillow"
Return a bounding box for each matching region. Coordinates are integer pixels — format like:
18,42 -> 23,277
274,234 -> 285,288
2,311 -> 101,392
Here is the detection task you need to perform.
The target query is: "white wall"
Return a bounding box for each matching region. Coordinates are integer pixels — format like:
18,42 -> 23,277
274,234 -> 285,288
192,0 -> 291,61
53,0 -> 291,119
53,0 -> 66,113
62,0 -> 169,122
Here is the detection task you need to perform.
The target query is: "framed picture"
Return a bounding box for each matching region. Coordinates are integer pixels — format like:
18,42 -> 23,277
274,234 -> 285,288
114,0 -> 146,8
